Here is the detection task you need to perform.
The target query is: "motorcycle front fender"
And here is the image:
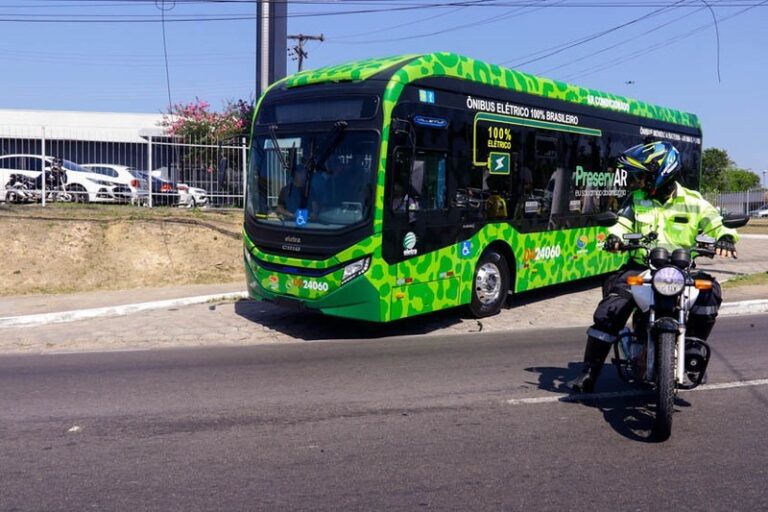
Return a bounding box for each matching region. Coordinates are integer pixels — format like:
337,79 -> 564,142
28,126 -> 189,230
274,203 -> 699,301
652,317 -> 679,334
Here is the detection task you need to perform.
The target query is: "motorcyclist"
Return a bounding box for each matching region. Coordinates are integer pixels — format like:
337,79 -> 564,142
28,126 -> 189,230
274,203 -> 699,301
568,141 -> 739,393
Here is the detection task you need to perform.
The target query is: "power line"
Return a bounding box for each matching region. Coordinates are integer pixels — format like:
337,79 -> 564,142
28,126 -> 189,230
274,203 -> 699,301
330,5 -> 467,40
560,0 -> 768,81
156,0 -> 175,111
0,1 -> 766,23
502,0 -> 689,67
326,0 -> 569,45
533,3 -> 709,74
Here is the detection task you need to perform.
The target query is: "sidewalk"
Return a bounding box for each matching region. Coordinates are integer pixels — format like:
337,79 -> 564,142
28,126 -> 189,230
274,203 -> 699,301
0,239 -> 765,355
0,282 -> 244,318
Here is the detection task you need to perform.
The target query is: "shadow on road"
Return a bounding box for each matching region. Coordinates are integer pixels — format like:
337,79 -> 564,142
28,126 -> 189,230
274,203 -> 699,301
524,364 -> 692,443
233,299 -> 470,341
510,275 -> 603,307
233,275 -> 605,341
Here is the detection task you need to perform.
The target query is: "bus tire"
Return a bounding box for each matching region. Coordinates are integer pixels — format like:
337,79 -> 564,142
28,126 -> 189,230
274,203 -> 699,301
469,249 -> 509,318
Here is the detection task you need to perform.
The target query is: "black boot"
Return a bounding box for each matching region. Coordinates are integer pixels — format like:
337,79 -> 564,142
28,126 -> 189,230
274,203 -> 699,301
568,337 -> 612,393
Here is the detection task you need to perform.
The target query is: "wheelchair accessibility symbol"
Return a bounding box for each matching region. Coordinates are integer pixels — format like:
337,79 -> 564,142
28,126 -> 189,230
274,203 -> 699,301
460,241 -> 472,258
295,209 -> 308,227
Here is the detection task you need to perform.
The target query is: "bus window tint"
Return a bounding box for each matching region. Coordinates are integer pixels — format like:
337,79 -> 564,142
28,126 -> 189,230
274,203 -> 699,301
411,152 -> 447,210
393,150 -> 447,212
513,131 -> 569,230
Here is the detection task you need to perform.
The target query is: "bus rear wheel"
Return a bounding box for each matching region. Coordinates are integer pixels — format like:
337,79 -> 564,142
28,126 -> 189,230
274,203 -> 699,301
469,249 -> 509,318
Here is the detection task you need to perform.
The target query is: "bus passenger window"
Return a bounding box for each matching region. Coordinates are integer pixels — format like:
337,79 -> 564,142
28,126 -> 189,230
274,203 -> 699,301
513,132 -> 570,230
416,154 -> 447,210
396,151 -> 447,212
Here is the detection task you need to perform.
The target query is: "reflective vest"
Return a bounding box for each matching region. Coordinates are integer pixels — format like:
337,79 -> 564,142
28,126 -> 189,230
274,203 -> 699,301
609,182 -> 738,262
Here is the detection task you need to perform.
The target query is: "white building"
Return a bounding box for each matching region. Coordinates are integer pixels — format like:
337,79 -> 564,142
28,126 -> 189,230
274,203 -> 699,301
0,108 -> 165,143
0,108 -> 167,171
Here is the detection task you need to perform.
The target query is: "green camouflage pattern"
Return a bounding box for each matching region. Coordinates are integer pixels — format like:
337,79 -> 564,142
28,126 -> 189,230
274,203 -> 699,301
244,224 -> 625,322
284,52 -> 699,128
244,51 -> 699,322
282,54 -> 419,89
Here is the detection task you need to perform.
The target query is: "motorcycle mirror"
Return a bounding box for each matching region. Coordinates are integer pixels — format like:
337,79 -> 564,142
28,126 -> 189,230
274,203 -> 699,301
594,211 -> 618,227
623,233 -> 643,241
695,234 -> 716,245
721,212 -> 749,229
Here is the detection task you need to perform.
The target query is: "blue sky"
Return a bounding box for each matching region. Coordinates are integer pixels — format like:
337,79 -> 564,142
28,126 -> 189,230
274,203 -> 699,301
0,0 -> 766,180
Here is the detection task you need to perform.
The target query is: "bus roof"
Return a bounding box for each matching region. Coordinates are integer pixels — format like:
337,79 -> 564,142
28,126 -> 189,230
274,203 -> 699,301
281,52 -> 700,129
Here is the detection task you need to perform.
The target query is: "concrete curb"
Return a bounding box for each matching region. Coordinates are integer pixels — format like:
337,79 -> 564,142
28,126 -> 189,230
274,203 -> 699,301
720,299 -> 768,317
0,292 -> 767,330
0,291 -> 248,329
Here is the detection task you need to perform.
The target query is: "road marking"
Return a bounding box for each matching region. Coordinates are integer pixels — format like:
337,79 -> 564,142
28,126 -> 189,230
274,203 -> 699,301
739,234 -> 768,240
506,378 -> 768,405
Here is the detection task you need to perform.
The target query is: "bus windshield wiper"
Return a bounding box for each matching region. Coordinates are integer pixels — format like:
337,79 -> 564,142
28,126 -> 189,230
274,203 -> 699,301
304,121 -> 348,182
300,121 -> 348,211
312,120 -> 348,172
268,124 -> 290,173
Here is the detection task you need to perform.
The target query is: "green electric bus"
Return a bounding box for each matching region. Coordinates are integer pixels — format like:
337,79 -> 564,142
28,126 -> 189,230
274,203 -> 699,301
244,52 -> 702,322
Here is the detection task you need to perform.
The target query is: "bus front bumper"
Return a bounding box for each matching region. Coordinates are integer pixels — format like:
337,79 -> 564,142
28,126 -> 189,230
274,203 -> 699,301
244,255 -> 384,322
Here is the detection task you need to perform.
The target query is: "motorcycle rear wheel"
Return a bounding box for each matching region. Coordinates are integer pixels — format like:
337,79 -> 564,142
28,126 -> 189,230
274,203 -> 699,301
653,332 -> 676,441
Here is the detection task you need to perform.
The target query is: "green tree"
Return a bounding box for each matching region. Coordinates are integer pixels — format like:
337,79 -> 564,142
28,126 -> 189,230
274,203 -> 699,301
701,147 -> 732,192
722,168 -> 760,191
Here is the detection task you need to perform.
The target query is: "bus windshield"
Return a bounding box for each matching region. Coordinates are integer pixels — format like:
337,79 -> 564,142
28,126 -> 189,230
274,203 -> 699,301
247,129 -> 378,231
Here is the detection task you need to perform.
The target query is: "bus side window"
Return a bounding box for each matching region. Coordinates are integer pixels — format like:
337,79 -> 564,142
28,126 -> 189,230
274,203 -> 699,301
411,152 -> 447,210
392,150 -> 447,213
515,132 -> 563,228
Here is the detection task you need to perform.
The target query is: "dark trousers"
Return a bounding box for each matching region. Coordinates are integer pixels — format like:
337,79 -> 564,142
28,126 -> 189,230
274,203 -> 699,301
587,265 -> 722,344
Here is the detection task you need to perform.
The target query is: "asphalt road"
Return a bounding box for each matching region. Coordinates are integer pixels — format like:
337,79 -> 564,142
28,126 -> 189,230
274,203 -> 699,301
2,314 -> 767,511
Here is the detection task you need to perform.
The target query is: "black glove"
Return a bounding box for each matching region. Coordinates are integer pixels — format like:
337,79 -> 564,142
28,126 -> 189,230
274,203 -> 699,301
715,235 -> 737,259
604,234 -> 623,252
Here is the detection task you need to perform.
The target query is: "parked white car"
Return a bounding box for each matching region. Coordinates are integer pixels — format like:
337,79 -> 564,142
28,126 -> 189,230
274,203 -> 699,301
0,154 -> 131,203
82,163 -> 147,205
177,183 -> 208,208
749,205 -> 768,218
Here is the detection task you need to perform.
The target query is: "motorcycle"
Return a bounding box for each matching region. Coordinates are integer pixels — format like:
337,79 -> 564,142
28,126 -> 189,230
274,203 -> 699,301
597,212 -> 747,441
41,159 -> 73,203
4,173 -> 38,203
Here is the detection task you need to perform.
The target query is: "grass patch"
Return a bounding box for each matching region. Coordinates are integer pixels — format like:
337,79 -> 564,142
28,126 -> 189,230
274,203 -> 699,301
0,203 -> 242,225
739,218 -> 768,234
722,272 -> 768,289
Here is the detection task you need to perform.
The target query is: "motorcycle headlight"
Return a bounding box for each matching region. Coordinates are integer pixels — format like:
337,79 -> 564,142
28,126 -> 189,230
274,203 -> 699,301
341,256 -> 371,285
653,266 -> 685,296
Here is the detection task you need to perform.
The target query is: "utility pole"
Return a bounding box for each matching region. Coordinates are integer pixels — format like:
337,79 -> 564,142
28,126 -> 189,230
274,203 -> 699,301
256,0 -> 287,97
288,33 -> 324,72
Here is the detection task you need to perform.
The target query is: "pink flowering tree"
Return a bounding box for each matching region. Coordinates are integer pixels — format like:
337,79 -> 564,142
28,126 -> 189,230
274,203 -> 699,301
159,98 -> 254,180
160,98 -> 251,142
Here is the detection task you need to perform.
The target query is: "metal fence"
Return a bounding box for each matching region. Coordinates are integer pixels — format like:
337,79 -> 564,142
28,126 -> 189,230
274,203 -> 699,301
703,189 -> 768,216
0,126 -> 247,208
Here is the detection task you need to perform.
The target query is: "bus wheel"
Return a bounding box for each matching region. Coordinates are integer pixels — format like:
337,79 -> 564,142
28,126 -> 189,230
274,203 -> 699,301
469,249 -> 509,318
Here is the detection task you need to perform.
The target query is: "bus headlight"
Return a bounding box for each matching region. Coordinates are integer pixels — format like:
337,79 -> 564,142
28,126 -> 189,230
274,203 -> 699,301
652,266 -> 685,296
244,248 -> 255,268
341,256 -> 371,285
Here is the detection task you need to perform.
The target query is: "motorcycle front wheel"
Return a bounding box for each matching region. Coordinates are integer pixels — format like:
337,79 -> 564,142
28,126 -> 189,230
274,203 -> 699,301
654,331 -> 676,441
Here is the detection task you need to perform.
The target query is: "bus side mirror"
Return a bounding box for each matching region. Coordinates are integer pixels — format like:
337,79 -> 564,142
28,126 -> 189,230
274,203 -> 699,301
722,212 -> 749,229
594,211 -> 618,227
